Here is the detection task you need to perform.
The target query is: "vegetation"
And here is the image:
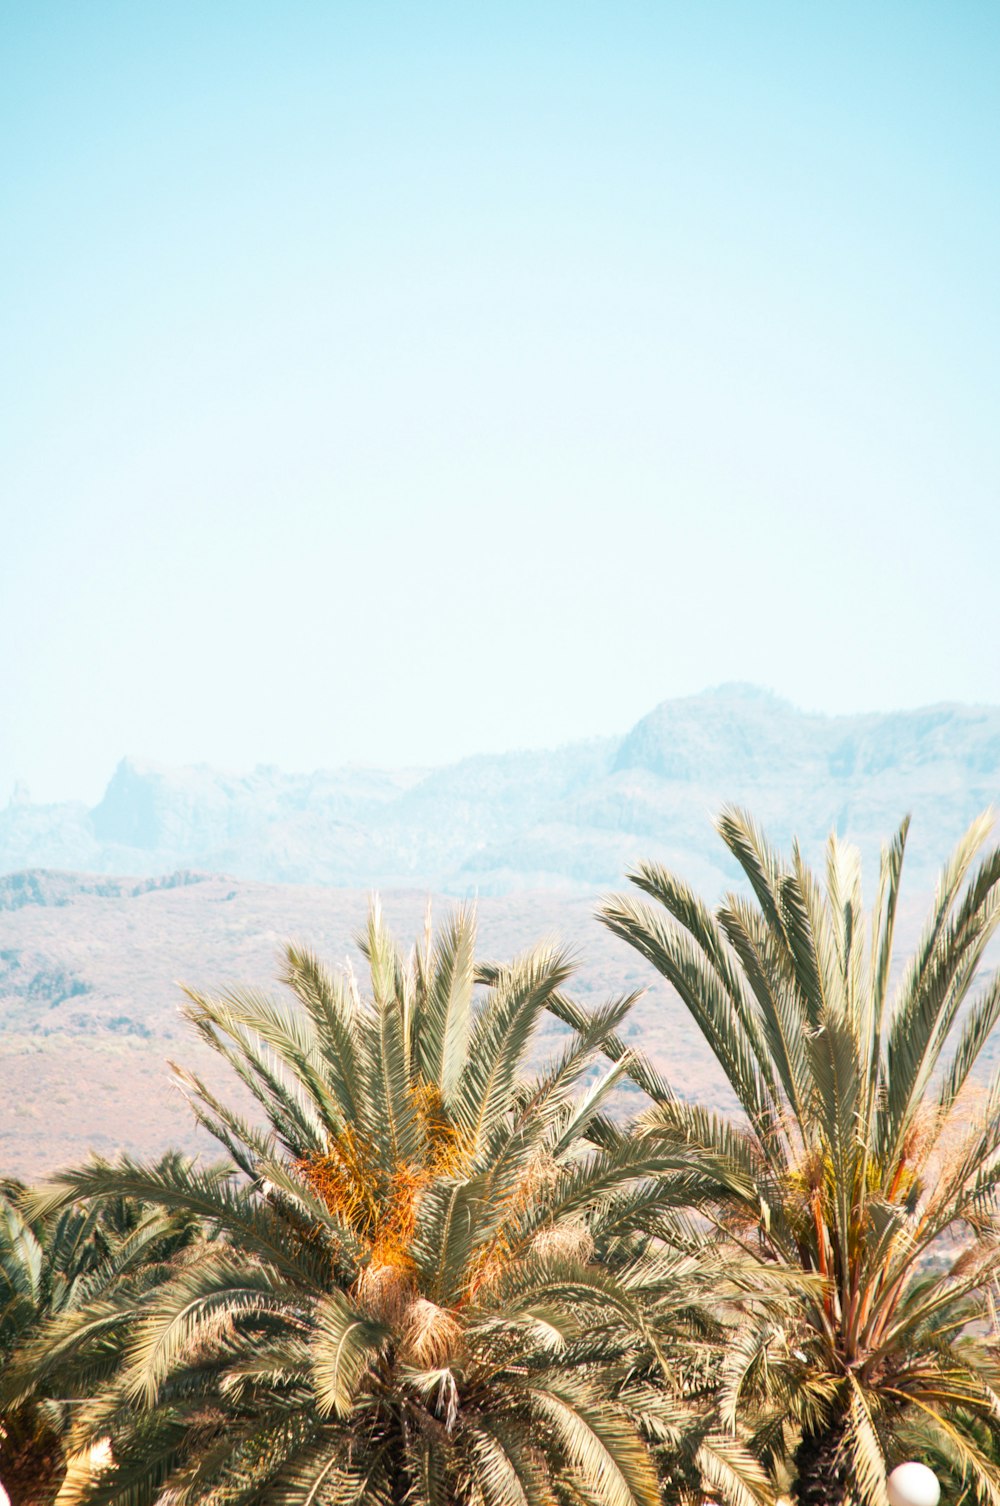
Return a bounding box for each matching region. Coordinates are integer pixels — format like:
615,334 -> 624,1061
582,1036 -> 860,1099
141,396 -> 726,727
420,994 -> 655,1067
2,812 -> 1000,1506
7,907 -> 769,1506
0,1168 -> 203,1505
600,808 -> 1000,1506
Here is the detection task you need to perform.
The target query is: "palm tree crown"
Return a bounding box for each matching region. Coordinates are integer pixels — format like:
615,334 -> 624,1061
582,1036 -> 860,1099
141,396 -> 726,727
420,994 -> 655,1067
22,904 -> 749,1506
601,809 -> 1000,1506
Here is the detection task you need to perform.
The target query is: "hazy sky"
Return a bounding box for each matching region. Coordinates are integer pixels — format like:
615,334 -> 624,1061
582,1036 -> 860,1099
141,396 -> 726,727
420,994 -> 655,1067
3,2 -> 999,804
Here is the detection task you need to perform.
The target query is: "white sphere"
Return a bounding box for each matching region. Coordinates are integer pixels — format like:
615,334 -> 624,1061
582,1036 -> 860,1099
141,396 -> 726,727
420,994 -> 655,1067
888,1463 -> 941,1506
0,1480 -> 9,1506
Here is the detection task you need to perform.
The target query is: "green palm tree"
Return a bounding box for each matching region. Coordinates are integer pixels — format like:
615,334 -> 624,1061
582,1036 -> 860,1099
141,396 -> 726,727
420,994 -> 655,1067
597,809 -> 1000,1506
0,1165 -> 203,1505
20,905 -> 767,1506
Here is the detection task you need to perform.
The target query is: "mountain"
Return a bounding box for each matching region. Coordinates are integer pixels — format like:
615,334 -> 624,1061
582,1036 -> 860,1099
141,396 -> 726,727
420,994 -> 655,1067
3,684 -> 1000,895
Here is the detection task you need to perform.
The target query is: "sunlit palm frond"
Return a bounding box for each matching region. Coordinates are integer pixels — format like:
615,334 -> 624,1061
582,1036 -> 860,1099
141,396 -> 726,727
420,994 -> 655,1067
599,808 -> 1000,1506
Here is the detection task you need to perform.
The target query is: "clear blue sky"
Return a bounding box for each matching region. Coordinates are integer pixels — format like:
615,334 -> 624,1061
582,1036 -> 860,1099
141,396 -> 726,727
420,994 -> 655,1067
3,1 -> 999,803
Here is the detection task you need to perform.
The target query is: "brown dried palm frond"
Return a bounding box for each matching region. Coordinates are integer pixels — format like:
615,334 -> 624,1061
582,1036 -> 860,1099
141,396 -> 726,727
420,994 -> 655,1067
398,1298 -> 463,1369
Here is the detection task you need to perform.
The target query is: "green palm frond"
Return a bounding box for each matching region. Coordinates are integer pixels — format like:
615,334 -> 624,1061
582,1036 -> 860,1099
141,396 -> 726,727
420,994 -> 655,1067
416,904 -> 475,1103
309,1290 -> 389,1417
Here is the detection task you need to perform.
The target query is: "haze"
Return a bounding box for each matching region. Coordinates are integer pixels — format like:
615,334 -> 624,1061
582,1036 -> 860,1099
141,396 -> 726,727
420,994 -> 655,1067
4,2 -> 999,804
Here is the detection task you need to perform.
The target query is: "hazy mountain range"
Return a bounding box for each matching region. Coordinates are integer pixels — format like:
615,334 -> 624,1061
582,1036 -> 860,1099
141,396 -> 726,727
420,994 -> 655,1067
4,684 -> 1000,896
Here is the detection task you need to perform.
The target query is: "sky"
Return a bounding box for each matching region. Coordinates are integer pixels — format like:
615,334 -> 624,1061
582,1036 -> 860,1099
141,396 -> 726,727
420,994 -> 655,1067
3,2 -> 999,805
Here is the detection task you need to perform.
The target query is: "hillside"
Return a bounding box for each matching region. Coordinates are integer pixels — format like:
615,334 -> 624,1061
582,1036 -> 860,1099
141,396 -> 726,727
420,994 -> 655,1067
0,875 -> 713,1176
4,684 -> 1000,895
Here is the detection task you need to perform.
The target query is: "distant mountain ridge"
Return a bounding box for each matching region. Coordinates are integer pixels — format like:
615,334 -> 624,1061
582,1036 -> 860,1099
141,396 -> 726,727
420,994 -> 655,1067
4,684 -> 1000,894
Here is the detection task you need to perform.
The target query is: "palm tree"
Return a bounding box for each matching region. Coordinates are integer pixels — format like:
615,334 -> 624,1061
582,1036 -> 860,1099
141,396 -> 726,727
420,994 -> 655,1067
0,1166 -> 202,1505
1,1183 -> 66,1503
597,808 -> 1000,1506
20,904 -> 765,1506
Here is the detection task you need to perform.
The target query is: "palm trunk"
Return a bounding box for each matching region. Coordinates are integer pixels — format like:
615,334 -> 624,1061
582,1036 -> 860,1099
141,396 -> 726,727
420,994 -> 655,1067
0,1431 -> 63,1506
795,1416 -> 851,1506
